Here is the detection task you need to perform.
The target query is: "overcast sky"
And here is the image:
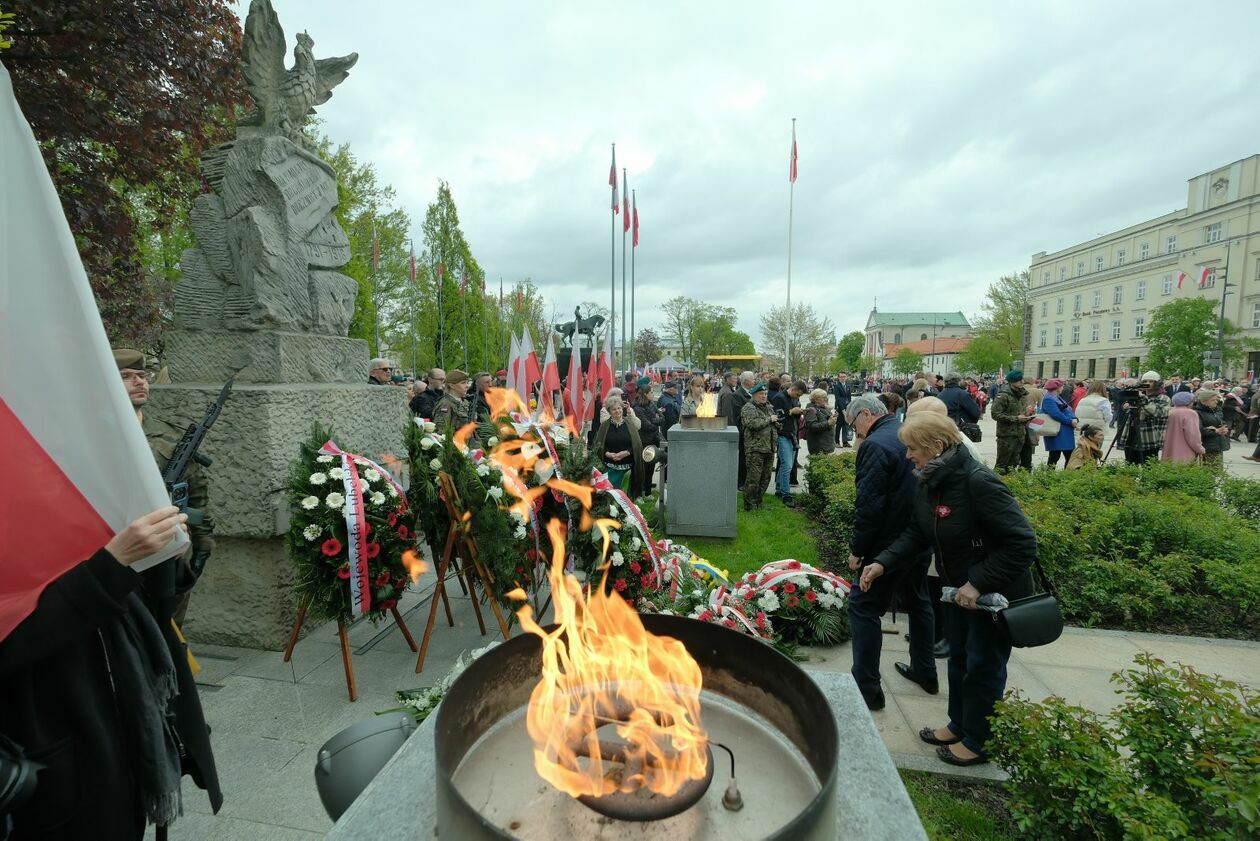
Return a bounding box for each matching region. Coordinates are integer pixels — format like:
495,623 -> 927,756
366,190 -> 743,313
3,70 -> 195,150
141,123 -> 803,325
265,0 -> 1260,346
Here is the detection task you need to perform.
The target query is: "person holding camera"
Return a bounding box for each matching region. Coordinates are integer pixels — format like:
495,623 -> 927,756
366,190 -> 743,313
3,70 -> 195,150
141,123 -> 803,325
770,380 -> 806,507
740,384 -> 777,510
1120,371 -> 1172,465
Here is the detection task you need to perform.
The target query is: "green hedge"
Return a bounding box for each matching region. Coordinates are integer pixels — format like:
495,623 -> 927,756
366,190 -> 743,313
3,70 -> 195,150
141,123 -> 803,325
806,456 -> 1260,639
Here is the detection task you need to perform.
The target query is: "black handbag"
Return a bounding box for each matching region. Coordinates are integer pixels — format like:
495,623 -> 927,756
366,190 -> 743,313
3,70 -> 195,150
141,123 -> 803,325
994,557 -> 1063,648
960,421 -> 982,443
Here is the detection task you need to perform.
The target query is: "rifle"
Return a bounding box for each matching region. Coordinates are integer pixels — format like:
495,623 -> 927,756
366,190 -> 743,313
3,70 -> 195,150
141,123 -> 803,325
163,378 -> 233,574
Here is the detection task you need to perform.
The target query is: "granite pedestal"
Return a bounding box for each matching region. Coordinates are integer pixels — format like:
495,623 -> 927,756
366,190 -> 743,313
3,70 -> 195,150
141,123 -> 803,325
327,669 -> 926,839
665,424 -> 738,539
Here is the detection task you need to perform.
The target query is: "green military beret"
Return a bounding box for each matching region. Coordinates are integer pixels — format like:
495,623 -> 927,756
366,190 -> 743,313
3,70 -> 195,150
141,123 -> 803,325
447,369 -> 470,385
113,348 -> 147,370
749,383 -> 767,394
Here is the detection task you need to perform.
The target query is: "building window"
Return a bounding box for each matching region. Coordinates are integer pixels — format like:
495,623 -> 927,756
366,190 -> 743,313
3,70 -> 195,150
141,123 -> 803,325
1076,261 -> 1085,277
1059,266 -> 1066,282
1056,297 -> 1064,315
893,333 -> 901,344
1253,302 -> 1260,329
1133,316 -> 1145,339
1073,294 -> 1082,313
1111,320 -> 1121,341
1095,256 -> 1105,272
1042,270 -> 1050,286
1139,242 -> 1149,260
1037,361 -> 1045,379
1162,274 -> 1173,295
1041,301 -> 1048,318
1205,222 -> 1222,243
1071,326 -> 1080,345
1069,360 -> 1078,378
1113,285 -> 1123,306
920,333 -> 928,341
1038,330 -> 1047,348
1093,289 -> 1102,308
1090,322 -> 1100,343
1054,327 -> 1063,346
1052,361 -> 1060,377
1136,280 -> 1146,300
1165,235 -> 1177,254
1117,249 -> 1127,265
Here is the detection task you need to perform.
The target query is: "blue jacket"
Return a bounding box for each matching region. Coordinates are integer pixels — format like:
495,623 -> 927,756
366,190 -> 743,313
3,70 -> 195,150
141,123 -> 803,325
1040,393 -> 1077,452
939,383 -> 980,424
850,414 -> 918,560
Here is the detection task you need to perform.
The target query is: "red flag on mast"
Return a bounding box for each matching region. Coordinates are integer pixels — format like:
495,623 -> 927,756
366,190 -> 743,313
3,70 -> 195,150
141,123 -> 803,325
632,195 -> 639,247
408,240 -> 416,283
610,145 -> 619,213
789,122 -> 798,183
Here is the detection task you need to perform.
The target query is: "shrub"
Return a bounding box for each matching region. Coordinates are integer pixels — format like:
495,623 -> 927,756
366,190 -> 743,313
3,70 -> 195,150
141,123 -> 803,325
991,654 -> 1259,840
804,451 -> 858,569
805,456 -> 1260,638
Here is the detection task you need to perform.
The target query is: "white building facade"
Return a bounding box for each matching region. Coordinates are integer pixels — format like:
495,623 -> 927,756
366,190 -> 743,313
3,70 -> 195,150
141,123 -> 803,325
863,310 -> 971,361
1025,156 -> 1260,382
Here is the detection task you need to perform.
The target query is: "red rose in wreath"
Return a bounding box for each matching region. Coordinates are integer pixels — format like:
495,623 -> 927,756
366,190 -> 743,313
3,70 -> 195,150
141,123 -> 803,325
613,578 -> 628,592
322,538 -> 342,556
783,582 -> 797,594
630,561 -> 642,574
336,563 -> 351,580
366,542 -> 381,559
375,571 -> 390,587
805,589 -> 818,603
397,524 -> 411,540
785,595 -> 800,608
387,513 -> 398,527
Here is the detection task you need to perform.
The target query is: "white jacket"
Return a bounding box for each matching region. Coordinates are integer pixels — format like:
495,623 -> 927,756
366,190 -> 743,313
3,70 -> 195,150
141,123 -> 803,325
1074,394 -> 1112,428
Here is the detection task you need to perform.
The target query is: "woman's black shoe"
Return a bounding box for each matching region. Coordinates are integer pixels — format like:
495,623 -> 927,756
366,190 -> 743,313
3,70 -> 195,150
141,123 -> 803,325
918,727 -> 959,747
894,662 -> 939,694
936,745 -> 989,767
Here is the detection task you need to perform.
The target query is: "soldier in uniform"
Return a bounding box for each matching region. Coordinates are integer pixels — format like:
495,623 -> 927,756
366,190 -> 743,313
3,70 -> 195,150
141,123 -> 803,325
432,369 -> 472,436
991,369 -> 1034,472
113,348 -> 223,820
740,384 -> 778,510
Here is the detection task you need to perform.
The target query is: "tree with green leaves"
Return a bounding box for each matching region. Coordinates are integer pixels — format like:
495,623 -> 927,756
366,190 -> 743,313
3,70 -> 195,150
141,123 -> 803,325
634,328 -> 663,367
759,303 -> 835,374
1143,298 -> 1255,378
953,335 -> 1015,375
891,347 -> 924,376
833,331 -> 865,373
659,296 -> 750,366
971,270 -> 1031,362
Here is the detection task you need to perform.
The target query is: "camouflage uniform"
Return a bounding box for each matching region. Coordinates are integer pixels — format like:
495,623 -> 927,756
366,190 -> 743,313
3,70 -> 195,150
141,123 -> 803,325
432,391 -> 469,437
740,399 -> 776,508
990,383 -> 1033,472
142,411 -> 214,624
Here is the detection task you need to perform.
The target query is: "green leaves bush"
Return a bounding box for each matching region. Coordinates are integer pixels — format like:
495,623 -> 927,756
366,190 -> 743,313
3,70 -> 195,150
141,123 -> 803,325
806,456 -> 1260,638
991,654 -> 1259,839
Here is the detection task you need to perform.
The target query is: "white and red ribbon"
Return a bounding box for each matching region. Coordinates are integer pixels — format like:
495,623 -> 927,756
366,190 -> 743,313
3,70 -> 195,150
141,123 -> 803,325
749,560 -> 852,596
320,441 -> 371,617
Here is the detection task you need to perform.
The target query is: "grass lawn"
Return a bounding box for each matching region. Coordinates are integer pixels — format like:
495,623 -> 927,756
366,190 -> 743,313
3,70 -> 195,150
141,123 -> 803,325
899,770 -> 1015,840
675,496 -> 820,579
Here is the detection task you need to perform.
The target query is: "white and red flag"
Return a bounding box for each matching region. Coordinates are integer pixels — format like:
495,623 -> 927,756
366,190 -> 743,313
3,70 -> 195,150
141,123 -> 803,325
564,341 -> 585,422
790,122 -> 799,183
539,333 -> 562,418
0,65 -> 185,641
1199,267 -> 1214,288
610,144 -> 619,213
517,326 -> 542,405
596,319 -> 616,400
1176,271 -> 1188,289
506,331 -> 521,394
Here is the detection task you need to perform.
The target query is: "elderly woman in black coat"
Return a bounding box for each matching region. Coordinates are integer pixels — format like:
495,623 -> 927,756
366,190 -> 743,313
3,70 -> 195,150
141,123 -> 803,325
859,413 -> 1037,767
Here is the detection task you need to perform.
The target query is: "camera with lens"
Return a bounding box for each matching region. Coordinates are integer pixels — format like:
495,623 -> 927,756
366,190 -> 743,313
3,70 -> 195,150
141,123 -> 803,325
772,407 -> 788,424
1118,387 -> 1147,406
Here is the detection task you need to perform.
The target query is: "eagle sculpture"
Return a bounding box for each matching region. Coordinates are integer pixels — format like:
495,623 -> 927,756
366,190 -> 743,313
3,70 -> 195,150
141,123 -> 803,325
238,0 -> 358,149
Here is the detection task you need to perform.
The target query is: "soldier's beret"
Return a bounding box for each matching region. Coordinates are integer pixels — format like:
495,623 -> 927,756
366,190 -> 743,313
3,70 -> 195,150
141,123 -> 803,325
749,384 -> 767,394
113,348 -> 147,370
447,370 -> 470,385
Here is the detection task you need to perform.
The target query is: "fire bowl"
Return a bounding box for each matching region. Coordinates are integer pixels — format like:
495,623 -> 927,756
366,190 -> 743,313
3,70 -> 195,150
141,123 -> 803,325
679,415 -> 728,431
434,615 -> 838,840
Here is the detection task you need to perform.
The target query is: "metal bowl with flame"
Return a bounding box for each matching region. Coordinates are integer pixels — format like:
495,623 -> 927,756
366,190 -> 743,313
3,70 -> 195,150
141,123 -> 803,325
433,615 -> 837,840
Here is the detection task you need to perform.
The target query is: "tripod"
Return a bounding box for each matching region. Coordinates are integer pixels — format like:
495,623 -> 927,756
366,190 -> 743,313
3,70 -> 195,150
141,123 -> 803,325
1101,402 -> 1143,463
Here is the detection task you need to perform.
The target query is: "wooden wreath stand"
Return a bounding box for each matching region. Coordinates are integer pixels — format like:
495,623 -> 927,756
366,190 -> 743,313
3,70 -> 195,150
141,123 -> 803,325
282,593 -> 418,703
415,472 -> 511,673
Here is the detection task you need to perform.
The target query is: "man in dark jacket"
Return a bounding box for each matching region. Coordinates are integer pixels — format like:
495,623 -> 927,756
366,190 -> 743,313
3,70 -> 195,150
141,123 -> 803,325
938,374 -> 980,427
658,381 -> 682,439
831,372 -> 854,447
843,394 -> 937,710
769,380 -> 805,508
411,368 -> 446,418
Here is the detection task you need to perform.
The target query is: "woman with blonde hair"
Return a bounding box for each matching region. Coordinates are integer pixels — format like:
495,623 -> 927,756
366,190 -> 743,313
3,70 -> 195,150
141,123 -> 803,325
803,388 -> 837,455
591,396 -> 645,495
860,412 -> 1037,767
680,374 -> 708,417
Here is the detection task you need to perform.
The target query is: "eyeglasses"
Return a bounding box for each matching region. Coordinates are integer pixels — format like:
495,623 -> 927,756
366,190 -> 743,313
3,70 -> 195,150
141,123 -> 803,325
374,366 -> 394,372
120,370 -> 154,384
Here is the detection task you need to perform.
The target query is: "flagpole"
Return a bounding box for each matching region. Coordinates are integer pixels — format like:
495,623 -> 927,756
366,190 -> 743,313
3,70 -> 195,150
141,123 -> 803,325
461,271 -> 470,371
785,118 -> 795,374
621,167 -> 628,376
409,238 -> 417,377
437,261 -> 445,369
482,276 -> 489,376
609,142 -> 617,374
631,189 -> 637,372
371,217 -> 380,356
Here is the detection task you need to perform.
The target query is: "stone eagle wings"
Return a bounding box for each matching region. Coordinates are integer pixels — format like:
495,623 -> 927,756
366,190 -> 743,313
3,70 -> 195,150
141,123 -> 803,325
238,0 -> 358,148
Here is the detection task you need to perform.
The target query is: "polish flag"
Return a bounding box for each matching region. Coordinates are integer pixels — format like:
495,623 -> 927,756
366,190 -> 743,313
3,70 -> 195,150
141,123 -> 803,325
609,144 -> 619,213
1,65 -> 185,641
564,342 -> 585,423
517,327 -> 542,406
1176,271 -> 1187,289
506,331 -> 521,394
596,320 -> 616,400
584,332 -> 601,420
789,122 -> 799,183
1199,267 -> 1213,288
539,333 -> 562,418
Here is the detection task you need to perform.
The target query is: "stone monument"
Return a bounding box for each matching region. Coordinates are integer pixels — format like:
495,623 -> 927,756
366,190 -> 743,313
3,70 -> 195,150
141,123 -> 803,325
148,0 -> 409,648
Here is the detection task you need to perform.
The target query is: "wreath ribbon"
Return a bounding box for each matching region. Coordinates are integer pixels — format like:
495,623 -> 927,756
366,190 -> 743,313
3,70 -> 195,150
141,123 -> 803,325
751,560 -> 852,596
320,440 -> 371,617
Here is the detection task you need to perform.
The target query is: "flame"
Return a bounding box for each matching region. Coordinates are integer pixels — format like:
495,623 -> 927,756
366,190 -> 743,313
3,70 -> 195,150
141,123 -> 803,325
453,421 -> 478,452
516,520 -> 708,800
695,393 -> 720,418
402,549 -> 429,584
485,387 -> 526,422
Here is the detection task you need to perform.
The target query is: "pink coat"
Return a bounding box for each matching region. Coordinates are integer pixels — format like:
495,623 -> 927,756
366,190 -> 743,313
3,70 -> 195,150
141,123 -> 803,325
1162,406 -> 1205,462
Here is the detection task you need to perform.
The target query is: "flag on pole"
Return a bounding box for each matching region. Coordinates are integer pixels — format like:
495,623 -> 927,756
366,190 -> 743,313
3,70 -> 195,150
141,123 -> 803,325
408,240 -> 416,284
517,327 -> 542,405
610,146 -> 619,213
789,122 -> 798,183
585,331 -> 601,420
1199,267 -> 1213,288
539,333 -> 562,418
506,332 -> 521,394
597,319 -> 616,400
1176,271 -> 1188,289
633,194 -> 639,247
623,170 -> 630,232
0,64 -> 186,641
564,341 -> 584,422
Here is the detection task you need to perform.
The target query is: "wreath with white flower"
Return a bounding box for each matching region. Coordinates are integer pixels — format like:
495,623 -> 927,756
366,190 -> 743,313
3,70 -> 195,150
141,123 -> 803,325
288,425 -> 413,623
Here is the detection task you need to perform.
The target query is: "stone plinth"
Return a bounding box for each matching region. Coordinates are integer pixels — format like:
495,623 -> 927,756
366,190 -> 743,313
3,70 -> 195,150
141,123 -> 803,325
147,382 -> 408,648
327,670 -> 927,840
666,425 -> 738,538
164,329 -> 369,385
